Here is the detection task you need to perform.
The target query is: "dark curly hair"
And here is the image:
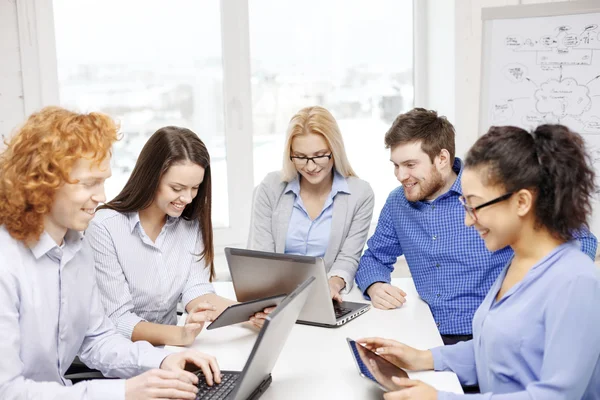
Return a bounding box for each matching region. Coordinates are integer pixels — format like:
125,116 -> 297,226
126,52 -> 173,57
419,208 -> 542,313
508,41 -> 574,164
464,124 -> 596,242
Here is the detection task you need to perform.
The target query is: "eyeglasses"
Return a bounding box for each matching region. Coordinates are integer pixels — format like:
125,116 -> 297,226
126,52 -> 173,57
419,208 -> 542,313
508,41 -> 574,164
290,154 -> 332,167
458,192 -> 513,221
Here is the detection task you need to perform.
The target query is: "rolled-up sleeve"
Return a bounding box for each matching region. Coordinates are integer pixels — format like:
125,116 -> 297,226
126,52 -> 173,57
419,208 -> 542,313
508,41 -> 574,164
85,221 -> 145,339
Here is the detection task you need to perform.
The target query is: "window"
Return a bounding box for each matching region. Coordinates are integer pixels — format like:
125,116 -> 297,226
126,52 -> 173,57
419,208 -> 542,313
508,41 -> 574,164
52,0 -> 230,228
36,0 -> 416,249
249,0 -> 414,217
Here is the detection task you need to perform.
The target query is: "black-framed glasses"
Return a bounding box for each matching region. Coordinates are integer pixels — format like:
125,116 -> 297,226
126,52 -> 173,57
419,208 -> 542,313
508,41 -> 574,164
290,154 -> 332,167
458,192 -> 513,221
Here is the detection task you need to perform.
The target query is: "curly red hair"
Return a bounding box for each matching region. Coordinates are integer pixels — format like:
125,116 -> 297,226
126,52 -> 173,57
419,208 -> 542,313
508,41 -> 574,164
0,106 -> 119,243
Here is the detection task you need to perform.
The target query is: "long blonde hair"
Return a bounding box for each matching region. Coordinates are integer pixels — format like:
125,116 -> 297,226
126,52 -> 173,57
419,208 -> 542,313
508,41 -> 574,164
281,106 -> 356,182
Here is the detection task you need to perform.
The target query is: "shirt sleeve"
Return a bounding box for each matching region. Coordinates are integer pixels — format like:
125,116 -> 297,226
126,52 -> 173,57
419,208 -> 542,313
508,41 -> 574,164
181,232 -> 215,309
572,227 -> 598,260
437,274 -> 600,400
247,179 -> 277,252
77,272 -> 172,379
354,193 -> 404,298
85,221 -> 145,339
328,183 -> 375,294
430,340 -> 478,387
0,258 -> 158,400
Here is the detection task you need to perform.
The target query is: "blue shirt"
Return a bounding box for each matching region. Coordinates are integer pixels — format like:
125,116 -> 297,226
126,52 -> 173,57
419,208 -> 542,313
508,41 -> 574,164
0,226 -> 170,400
284,171 -> 350,257
432,242 -> 600,399
86,210 -> 215,339
355,158 -> 598,335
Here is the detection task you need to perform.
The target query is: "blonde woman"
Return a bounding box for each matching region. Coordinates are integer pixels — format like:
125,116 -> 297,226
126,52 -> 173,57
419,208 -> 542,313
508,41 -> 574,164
248,106 -> 374,301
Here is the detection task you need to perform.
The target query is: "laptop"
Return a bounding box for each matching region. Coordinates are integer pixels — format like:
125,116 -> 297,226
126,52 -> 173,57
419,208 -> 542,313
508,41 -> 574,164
225,247 -> 370,328
346,337 -> 409,392
194,276 -> 315,400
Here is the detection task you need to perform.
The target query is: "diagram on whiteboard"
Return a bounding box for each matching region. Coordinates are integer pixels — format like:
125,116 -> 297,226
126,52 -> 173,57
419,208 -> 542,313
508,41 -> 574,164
486,14 -> 600,140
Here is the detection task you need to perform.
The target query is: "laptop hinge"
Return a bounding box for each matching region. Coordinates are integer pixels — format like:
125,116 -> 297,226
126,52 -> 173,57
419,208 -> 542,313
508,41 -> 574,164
247,374 -> 273,400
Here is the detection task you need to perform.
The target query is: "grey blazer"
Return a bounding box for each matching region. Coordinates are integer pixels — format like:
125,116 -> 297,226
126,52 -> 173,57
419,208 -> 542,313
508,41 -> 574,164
248,171 -> 375,292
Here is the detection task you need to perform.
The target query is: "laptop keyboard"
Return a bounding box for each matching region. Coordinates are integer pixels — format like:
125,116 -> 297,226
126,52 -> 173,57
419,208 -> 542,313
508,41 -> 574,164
195,371 -> 239,400
333,302 -> 352,319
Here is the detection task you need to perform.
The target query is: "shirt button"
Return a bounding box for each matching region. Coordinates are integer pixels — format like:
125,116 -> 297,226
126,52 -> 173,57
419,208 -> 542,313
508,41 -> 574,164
436,322 -> 440,327
435,263 -> 440,268
432,235 -> 437,240
436,294 -> 441,297
431,205 -> 435,210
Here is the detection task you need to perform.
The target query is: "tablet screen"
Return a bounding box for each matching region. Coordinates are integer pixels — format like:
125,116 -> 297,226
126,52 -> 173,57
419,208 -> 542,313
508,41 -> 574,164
347,338 -> 409,392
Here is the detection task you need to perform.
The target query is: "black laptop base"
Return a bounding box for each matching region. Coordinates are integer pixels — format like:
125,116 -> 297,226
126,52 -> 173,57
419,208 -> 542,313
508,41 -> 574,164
195,370 -> 272,400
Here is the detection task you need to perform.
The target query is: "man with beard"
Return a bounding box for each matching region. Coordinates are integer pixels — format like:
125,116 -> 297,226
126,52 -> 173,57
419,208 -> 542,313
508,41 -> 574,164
354,108 -> 597,345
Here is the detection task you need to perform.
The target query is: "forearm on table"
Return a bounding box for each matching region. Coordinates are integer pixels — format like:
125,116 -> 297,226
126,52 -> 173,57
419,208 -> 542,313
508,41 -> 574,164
131,321 -> 185,346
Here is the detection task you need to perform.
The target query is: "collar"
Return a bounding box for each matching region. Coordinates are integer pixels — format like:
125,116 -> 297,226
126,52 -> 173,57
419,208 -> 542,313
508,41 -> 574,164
127,211 -> 177,234
284,169 -> 350,197
30,229 -> 84,260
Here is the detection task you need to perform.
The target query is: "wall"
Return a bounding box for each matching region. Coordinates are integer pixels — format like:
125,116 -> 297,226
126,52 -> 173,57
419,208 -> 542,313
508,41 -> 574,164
0,0 -> 25,147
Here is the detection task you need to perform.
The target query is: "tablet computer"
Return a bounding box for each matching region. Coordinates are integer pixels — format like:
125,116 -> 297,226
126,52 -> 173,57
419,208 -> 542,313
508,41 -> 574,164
346,337 -> 409,392
207,294 -> 287,330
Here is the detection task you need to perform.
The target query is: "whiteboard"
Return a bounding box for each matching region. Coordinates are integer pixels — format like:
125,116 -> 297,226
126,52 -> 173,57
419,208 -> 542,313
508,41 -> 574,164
479,1 -> 600,239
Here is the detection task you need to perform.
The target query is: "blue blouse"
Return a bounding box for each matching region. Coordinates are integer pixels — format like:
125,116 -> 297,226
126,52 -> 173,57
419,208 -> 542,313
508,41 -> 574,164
432,242 -> 600,399
284,171 -> 349,257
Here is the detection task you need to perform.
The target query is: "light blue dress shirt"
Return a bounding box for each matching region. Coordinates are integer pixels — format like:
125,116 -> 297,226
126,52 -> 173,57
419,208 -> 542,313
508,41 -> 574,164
0,226 -> 171,400
284,171 -> 350,257
431,242 -> 600,399
86,210 -> 215,339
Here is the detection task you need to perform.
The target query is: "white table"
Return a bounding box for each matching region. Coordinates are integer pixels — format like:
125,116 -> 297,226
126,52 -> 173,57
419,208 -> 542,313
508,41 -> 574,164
167,278 -> 463,399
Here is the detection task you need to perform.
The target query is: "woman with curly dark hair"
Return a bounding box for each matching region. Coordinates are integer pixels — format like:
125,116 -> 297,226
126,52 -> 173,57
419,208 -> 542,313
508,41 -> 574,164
360,125 -> 600,400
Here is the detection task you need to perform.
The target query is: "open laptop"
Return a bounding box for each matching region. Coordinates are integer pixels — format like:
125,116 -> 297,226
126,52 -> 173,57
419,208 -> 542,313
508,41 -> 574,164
225,247 -> 370,328
194,276 -> 315,400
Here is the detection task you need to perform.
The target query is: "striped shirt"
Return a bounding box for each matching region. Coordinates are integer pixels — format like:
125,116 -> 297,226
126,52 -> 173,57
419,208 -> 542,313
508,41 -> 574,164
355,158 -> 598,336
85,209 -> 214,339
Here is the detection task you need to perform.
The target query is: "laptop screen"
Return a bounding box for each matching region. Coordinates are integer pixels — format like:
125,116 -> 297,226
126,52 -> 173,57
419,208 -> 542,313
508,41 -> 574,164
347,338 -> 409,392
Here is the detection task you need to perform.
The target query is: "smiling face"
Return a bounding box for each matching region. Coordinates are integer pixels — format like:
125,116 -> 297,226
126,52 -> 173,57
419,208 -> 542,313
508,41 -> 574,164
45,156 -> 112,243
290,132 -> 334,186
153,160 -> 205,218
460,167 -> 531,252
390,141 -> 445,202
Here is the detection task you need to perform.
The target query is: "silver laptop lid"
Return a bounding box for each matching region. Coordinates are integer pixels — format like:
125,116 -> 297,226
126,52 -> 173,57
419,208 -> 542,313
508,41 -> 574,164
225,248 -> 337,324
232,277 -> 315,400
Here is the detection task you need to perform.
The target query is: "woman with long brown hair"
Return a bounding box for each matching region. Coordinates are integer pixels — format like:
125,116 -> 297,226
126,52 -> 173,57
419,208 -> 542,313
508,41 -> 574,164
86,126 -> 236,346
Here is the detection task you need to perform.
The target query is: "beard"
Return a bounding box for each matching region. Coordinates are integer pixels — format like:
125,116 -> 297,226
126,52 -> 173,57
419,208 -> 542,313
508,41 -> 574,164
404,167 -> 445,202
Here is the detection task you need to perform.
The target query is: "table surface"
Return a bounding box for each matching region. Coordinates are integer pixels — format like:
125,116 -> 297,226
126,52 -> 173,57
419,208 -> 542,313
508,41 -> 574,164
167,278 -> 463,399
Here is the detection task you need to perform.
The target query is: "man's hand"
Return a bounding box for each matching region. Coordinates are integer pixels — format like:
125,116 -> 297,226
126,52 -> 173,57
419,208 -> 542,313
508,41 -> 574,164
366,282 -> 406,309
125,369 -> 199,400
160,350 -> 221,386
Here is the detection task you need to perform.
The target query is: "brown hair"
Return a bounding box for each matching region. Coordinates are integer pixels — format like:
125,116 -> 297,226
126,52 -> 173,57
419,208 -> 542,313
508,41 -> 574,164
100,126 -> 215,280
384,108 -> 455,165
0,106 -> 118,243
465,124 -> 596,241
